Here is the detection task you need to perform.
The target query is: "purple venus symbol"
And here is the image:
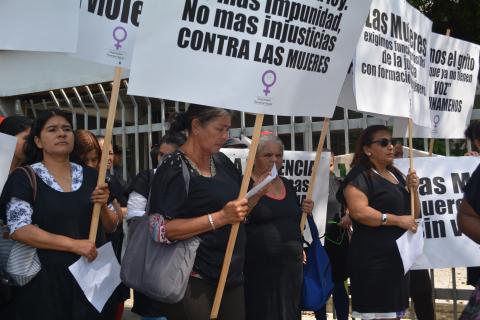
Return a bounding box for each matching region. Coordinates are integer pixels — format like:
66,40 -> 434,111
113,26 -> 128,50
433,114 -> 440,128
262,70 -> 277,96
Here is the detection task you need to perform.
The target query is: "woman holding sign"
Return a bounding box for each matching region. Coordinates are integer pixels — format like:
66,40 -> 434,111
244,133 -> 313,320
144,105 -> 265,320
338,125 -> 420,319
0,110 -> 116,320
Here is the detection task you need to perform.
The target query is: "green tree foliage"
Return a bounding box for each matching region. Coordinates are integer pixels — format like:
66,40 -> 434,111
407,0 -> 480,45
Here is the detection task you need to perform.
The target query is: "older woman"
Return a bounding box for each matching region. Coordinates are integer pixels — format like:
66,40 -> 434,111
339,125 -> 420,319
142,105 -> 254,320
244,133 -> 313,320
0,110 -> 116,319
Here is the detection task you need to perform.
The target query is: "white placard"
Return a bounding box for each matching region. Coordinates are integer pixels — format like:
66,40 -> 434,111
0,133 -> 17,195
0,0 -> 79,52
396,222 -> 424,274
221,149 -> 330,240
128,0 -> 372,116
69,242 -> 121,312
394,34 -> 480,139
73,0 -> 142,67
395,156 -> 480,269
354,0 -> 432,127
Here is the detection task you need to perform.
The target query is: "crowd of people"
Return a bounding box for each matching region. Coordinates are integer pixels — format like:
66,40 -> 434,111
1,106 -> 480,320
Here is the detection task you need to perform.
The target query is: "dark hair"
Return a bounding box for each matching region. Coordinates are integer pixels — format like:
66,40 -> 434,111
169,104 -> 232,134
0,115 -> 33,136
150,132 -> 187,167
465,120 -> 480,143
71,129 -> 101,166
350,125 -> 398,173
24,110 -> 73,164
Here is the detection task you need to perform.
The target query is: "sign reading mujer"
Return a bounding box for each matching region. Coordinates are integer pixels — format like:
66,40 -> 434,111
128,0 -> 372,116
394,34 -> 480,139
221,148 -> 330,241
73,0 -> 143,67
354,0 -> 432,127
395,156 -> 480,269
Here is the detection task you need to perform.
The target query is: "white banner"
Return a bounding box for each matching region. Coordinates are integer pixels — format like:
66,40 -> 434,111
0,133 -> 17,196
0,0 -> 79,52
73,0 -> 143,68
221,149 -> 330,241
395,156 -> 480,269
128,0 -> 372,116
354,0 -> 432,127
394,34 -> 480,139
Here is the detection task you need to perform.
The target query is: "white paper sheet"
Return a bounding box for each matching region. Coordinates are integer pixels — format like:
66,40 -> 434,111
396,220 -> 425,274
246,165 -> 278,199
68,242 -> 121,312
0,133 -> 17,196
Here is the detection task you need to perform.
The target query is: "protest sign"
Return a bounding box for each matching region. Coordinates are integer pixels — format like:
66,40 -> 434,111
128,0 -> 372,117
221,148 -> 330,240
0,0 -> 79,52
395,156 -> 480,269
73,0 -> 143,67
354,0 -> 432,127
394,34 -> 480,139
0,133 -> 16,196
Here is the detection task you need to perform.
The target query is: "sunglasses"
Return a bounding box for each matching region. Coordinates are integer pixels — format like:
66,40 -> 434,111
370,138 -> 392,147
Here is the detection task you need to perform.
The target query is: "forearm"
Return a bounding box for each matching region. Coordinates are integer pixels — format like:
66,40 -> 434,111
100,204 -> 118,233
165,210 -> 228,240
350,207 -> 404,228
11,224 -> 76,253
458,199 -> 480,244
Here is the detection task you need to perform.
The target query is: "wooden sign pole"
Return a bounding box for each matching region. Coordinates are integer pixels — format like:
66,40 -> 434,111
408,118 -> 415,217
210,114 -> 264,319
299,118 -> 330,232
89,66 -> 123,241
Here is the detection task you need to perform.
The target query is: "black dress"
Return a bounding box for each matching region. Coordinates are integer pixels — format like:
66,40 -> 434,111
6,166 -> 106,320
137,151 -> 245,319
345,166 -> 410,314
244,177 -> 303,320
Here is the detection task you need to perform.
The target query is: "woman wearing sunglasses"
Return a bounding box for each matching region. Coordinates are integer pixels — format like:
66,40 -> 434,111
337,125 -> 420,320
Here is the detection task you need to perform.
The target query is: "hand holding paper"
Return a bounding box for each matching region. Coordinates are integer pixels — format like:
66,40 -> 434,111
246,165 -> 278,199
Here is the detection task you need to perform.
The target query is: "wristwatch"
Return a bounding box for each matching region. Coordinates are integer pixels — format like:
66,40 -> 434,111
381,213 -> 388,225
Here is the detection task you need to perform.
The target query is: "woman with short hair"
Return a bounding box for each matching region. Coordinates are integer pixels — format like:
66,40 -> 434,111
244,133 -> 313,320
338,125 -> 420,319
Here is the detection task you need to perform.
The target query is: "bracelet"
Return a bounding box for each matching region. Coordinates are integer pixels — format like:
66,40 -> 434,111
207,214 -> 216,230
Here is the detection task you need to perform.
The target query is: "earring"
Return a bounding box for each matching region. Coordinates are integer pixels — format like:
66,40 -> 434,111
367,153 -> 372,156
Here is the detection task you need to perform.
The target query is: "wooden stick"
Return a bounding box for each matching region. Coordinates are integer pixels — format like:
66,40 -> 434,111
210,114 -> 264,319
408,118 -> 415,218
88,66 -> 123,242
428,138 -> 435,156
299,118 -> 330,232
